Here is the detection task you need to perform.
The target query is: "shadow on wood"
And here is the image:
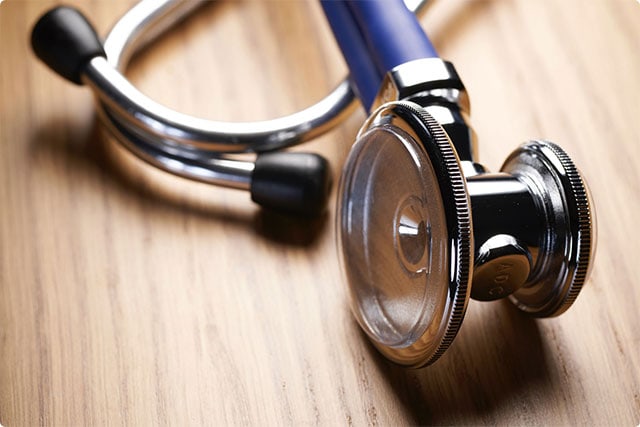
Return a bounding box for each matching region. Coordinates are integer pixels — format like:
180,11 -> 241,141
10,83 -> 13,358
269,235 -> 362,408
29,116 -> 328,248
365,300 -> 552,424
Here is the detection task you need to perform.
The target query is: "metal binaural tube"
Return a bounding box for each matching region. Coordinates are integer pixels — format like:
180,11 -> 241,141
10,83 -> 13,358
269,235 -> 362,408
90,0 -> 430,192
31,0 -> 431,212
99,106 -> 254,190
104,0 -> 204,70
87,54 -> 356,154
97,0 -> 431,156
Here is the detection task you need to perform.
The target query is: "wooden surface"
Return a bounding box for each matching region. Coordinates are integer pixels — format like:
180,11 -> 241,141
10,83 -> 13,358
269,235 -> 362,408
1,0 -> 639,425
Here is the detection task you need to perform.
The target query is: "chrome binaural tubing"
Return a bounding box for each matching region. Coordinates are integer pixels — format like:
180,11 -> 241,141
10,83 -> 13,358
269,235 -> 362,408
92,0 -> 429,189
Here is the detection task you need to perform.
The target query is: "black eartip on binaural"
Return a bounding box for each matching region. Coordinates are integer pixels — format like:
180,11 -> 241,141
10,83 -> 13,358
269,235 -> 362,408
251,152 -> 332,217
31,6 -> 106,85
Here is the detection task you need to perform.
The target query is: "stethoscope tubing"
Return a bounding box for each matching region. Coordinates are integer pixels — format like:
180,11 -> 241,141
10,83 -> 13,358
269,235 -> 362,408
321,0 -> 438,110
347,0 -> 438,75
319,1 -> 382,109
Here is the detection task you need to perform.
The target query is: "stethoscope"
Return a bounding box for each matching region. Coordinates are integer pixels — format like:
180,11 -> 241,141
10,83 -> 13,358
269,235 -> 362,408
32,0 -> 595,368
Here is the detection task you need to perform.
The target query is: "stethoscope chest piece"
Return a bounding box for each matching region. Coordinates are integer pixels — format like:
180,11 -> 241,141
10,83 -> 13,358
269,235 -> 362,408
337,101 -> 473,367
500,141 -> 595,317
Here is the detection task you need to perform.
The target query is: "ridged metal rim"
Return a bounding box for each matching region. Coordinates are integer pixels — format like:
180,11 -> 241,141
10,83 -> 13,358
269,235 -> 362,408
535,141 -> 593,314
506,140 -> 594,317
351,101 -> 473,367
408,104 -> 473,366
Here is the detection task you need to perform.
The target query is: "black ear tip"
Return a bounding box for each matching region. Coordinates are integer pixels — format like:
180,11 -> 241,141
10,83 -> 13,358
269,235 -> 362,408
251,152 -> 332,217
31,6 -> 105,85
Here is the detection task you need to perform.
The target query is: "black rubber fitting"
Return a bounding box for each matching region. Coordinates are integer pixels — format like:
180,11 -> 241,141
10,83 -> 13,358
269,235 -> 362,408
31,6 -> 106,85
251,152 -> 332,217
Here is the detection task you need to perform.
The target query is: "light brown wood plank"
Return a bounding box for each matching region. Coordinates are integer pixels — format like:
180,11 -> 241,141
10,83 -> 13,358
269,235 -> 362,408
1,0 -> 638,424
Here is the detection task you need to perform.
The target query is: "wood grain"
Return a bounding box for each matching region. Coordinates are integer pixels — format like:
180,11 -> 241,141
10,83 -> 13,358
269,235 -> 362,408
1,0 -> 639,425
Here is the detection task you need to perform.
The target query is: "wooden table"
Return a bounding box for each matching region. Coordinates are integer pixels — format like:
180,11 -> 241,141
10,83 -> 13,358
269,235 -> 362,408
1,0 -> 639,424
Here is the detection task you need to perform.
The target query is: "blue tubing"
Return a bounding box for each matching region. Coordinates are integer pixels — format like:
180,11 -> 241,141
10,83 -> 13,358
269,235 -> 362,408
346,0 -> 438,76
320,1 -> 383,109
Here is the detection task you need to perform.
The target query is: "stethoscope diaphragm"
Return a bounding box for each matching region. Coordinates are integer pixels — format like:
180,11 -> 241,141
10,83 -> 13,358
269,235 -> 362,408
337,101 -> 473,367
